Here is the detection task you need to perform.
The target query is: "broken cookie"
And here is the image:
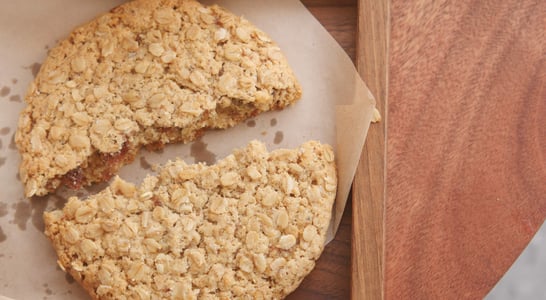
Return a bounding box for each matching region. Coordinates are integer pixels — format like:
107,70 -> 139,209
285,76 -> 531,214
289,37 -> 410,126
44,141 -> 336,299
16,0 -> 301,197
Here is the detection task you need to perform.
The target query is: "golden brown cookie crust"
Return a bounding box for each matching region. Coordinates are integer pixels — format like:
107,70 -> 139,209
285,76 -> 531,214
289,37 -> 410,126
44,140 -> 336,300
16,0 -> 301,197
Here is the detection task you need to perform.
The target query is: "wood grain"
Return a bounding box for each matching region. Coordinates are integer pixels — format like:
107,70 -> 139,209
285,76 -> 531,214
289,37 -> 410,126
352,0 -> 388,299
387,0 -> 546,298
286,1 -> 357,299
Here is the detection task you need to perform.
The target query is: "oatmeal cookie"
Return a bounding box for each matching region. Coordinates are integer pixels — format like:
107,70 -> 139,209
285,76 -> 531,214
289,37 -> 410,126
16,0 -> 301,197
44,141 -> 336,300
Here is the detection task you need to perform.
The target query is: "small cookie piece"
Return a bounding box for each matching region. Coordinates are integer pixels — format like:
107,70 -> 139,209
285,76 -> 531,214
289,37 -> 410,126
44,141 -> 336,300
16,0 -> 302,197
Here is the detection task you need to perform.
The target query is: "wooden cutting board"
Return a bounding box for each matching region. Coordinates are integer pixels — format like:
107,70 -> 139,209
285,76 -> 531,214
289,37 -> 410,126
294,0 -> 544,299
351,1 -> 388,299
386,0 -> 545,298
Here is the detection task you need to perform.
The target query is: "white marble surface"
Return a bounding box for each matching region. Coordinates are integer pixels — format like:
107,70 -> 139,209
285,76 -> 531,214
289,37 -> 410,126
485,221 -> 546,300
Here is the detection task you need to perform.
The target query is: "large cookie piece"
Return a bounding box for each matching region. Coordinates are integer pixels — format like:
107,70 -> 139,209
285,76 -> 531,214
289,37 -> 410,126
16,0 -> 302,197
44,141 -> 336,299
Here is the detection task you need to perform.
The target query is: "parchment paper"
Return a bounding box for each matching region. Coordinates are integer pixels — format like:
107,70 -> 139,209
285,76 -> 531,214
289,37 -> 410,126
0,0 -> 375,298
